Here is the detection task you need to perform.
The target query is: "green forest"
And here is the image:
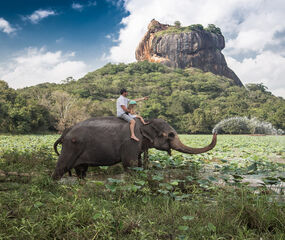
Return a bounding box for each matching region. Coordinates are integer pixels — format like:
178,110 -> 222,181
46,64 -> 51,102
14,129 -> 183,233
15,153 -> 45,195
1,61 -> 284,134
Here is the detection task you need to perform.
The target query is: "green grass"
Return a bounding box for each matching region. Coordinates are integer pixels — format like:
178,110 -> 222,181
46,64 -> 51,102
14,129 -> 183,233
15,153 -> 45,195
154,26 -> 192,37
154,25 -> 221,38
0,135 -> 284,239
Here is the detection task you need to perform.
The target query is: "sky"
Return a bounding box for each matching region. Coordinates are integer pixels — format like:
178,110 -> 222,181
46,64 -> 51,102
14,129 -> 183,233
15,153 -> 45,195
0,0 -> 285,98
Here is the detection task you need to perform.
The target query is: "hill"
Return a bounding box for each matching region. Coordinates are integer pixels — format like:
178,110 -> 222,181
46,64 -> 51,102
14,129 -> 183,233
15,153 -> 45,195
0,61 -> 284,133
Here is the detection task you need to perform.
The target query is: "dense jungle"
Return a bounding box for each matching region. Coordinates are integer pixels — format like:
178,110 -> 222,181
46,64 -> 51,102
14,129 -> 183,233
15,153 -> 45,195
1,61 -> 284,134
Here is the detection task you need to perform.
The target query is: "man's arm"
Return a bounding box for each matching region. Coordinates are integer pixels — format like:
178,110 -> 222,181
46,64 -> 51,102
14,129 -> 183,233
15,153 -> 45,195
133,96 -> 149,102
121,105 -> 130,113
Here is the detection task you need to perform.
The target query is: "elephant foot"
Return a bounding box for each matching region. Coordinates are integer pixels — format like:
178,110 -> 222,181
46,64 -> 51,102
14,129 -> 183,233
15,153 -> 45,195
75,164 -> 88,179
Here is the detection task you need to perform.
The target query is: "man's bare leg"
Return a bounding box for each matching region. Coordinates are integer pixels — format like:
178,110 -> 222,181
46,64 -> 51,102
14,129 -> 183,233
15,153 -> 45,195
130,119 -> 139,141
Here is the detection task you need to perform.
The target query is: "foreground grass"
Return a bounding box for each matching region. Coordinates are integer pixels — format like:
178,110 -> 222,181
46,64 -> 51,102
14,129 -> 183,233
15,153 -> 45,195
0,135 -> 284,239
1,175 -> 285,240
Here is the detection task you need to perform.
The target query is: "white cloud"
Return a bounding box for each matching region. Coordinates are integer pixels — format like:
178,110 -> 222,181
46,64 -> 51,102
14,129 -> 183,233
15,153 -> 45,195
72,1 -> 97,11
88,1 -> 97,7
226,52 -> 285,98
225,2 -> 285,55
26,9 -> 56,24
106,0 -> 124,8
107,0 -> 285,98
72,3 -> 84,11
0,47 -> 89,89
109,0 -> 263,63
56,37 -> 64,43
0,17 -> 16,34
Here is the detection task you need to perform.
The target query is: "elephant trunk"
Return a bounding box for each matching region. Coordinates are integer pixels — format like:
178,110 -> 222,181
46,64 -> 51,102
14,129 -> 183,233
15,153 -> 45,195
170,133 -> 217,154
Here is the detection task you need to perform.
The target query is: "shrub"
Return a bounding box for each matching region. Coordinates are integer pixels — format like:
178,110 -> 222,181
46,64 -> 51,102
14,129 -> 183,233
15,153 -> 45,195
188,24 -> 204,31
205,24 -> 222,35
174,20 -> 181,28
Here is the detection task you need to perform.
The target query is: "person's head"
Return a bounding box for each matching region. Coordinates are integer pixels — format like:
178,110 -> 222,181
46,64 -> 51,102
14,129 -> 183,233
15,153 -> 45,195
120,88 -> 128,97
128,100 -> 137,113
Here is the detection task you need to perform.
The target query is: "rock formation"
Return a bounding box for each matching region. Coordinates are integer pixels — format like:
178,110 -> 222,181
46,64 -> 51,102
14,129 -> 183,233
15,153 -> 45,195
135,19 -> 243,86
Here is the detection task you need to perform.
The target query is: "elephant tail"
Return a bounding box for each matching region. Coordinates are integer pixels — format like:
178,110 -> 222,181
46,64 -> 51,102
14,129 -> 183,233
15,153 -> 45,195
53,127 -> 73,156
54,137 -> 62,156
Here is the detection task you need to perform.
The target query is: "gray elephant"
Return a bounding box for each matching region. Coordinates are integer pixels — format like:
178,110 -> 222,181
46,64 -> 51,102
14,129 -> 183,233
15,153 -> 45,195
52,117 -> 217,180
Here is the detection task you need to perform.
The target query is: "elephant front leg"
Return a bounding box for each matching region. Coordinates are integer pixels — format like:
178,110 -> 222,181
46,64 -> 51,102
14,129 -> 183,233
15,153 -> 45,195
138,153 -> 142,167
143,150 -> 149,169
120,140 -> 139,170
122,154 -> 139,170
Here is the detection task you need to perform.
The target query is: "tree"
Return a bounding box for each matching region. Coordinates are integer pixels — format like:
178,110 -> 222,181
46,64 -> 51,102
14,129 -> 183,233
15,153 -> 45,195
43,90 -> 90,132
189,24 -> 204,31
205,24 -> 222,34
174,20 -> 181,28
246,83 -> 269,93
61,76 -> 76,84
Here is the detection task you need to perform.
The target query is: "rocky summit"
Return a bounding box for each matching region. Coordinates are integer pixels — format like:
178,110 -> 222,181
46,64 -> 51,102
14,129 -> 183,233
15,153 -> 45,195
135,19 -> 243,86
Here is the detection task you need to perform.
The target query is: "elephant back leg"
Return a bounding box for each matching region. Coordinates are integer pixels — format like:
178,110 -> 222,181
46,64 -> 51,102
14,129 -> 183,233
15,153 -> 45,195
75,164 -> 88,179
120,140 -> 140,170
52,141 -> 85,180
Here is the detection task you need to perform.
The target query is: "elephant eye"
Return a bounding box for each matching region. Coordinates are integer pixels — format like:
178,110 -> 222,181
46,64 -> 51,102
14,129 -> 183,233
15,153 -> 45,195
168,132 -> 175,138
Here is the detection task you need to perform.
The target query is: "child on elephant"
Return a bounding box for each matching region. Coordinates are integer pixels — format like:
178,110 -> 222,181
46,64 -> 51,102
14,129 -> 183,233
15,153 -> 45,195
116,88 -> 148,141
127,100 -> 147,125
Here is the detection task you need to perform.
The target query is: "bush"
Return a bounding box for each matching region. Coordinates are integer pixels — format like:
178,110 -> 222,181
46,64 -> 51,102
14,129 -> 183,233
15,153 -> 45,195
213,117 -> 284,135
174,20 -> 181,28
205,24 -> 222,35
188,24 -> 204,31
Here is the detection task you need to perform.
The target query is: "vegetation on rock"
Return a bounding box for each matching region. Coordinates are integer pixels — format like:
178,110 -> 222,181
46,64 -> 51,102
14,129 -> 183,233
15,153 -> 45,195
155,23 -> 222,37
174,20 -> 181,28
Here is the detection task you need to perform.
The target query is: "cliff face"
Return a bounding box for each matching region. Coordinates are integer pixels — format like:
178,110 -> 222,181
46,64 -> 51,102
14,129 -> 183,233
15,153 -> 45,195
135,20 -> 243,86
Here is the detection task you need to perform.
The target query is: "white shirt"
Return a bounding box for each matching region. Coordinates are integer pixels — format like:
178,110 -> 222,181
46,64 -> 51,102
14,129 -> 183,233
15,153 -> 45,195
116,95 -> 129,117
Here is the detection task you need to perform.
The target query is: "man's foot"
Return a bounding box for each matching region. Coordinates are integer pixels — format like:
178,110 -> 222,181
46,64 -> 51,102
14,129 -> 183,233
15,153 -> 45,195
131,135 -> 140,141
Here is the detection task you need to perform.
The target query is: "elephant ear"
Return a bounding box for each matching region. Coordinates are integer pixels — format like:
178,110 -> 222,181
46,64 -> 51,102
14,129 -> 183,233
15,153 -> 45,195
140,124 -> 156,143
148,120 -> 166,137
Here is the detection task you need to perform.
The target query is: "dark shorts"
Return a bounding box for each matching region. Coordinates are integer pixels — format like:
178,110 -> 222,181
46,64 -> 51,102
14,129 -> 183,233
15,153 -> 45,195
118,113 -> 135,122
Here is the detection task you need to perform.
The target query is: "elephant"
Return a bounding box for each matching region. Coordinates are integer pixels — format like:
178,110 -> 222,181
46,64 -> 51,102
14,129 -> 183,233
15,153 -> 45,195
52,117 -> 217,180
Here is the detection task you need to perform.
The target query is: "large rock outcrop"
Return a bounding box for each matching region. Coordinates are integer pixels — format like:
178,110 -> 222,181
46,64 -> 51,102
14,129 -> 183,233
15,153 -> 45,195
136,20 -> 243,86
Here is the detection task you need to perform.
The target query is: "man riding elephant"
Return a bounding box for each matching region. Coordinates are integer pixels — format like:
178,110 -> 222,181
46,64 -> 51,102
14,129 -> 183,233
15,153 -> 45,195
116,88 -> 148,141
